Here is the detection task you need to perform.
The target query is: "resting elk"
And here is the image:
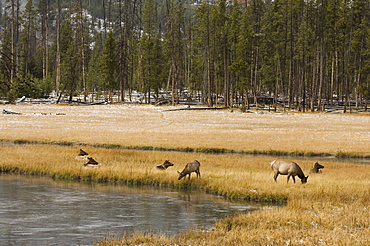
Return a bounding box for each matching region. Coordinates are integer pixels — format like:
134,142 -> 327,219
178,160 -> 201,180
270,160 -> 308,184
78,149 -> 88,156
156,160 -> 174,170
83,157 -> 101,168
309,162 -> 324,173
75,149 -> 89,160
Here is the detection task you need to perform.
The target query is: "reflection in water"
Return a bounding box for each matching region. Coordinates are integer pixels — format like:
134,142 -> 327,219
0,175 -> 261,246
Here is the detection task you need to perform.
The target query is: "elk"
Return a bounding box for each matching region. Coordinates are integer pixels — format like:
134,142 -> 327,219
83,157 -> 101,168
178,160 -> 201,180
75,149 -> 89,160
156,160 -> 174,170
309,162 -> 324,173
270,160 -> 308,184
78,149 -> 89,156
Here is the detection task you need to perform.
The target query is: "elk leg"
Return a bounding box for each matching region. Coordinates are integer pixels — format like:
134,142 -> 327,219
292,175 -> 296,183
274,173 -> 279,182
196,170 -> 200,178
287,175 -> 290,183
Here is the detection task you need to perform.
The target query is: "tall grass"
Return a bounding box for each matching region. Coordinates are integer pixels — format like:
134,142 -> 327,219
0,145 -> 288,201
1,144 -> 369,245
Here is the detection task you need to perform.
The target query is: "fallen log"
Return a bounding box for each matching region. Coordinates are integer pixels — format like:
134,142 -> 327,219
164,107 -> 228,111
3,109 -> 22,115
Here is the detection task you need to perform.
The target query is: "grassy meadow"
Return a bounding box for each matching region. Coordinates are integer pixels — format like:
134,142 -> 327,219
1,104 -> 369,156
1,104 -> 370,245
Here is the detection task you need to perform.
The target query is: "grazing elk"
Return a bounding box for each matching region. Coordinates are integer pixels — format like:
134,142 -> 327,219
270,160 -> 308,184
178,160 -> 201,180
75,149 -> 89,160
309,162 -> 324,173
156,160 -> 174,170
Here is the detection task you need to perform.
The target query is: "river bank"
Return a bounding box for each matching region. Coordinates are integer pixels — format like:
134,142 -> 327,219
1,174 -> 262,245
0,144 -> 369,245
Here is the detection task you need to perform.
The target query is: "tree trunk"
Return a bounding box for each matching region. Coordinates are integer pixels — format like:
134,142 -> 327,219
55,0 -> 61,98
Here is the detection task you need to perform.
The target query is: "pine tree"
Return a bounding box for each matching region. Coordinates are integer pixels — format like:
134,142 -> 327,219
19,0 -> 37,77
71,1 -> 90,101
139,0 -> 166,103
349,0 -> 370,109
210,0 -> 229,107
87,32 -> 104,101
37,0 -> 50,81
164,0 -> 186,105
226,0 -> 241,107
194,0 -> 213,106
229,6 -> 248,107
0,28 -> 13,97
99,31 -> 118,101
5,0 -> 21,100
59,20 -> 78,102
14,0 -> 42,100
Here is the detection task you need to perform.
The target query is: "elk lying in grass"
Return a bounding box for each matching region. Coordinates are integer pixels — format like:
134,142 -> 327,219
309,162 -> 324,173
178,160 -> 201,180
270,160 -> 308,184
156,160 -> 174,170
82,157 -> 101,169
75,149 -> 89,160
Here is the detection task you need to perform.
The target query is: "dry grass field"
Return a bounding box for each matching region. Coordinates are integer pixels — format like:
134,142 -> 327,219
1,103 -> 369,155
1,103 -> 369,245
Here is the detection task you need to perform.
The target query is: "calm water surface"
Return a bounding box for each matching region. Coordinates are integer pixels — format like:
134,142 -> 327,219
0,175 -> 262,246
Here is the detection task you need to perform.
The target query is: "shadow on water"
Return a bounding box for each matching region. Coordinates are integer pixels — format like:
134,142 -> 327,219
0,174 -> 273,246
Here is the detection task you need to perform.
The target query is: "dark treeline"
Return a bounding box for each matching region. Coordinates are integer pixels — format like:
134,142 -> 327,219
0,0 -> 369,111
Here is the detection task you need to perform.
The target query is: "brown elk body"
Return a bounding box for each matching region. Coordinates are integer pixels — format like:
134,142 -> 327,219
75,149 -> 89,160
178,160 -> 201,180
309,162 -> 324,173
81,157 -> 101,170
270,160 -> 308,184
78,149 -> 89,156
156,160 -> 174,170
84,157 -> 100,167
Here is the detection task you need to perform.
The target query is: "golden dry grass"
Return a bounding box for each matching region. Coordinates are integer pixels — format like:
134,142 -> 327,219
1,104 -> 369,155
0,144 -> 369,245
1,104 -> 369,245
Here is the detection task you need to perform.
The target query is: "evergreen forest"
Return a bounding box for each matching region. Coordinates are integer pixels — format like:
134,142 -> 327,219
1,0 -> 369,111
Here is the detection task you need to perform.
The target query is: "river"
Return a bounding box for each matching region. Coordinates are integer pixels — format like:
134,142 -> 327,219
0,175 -> 263,246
